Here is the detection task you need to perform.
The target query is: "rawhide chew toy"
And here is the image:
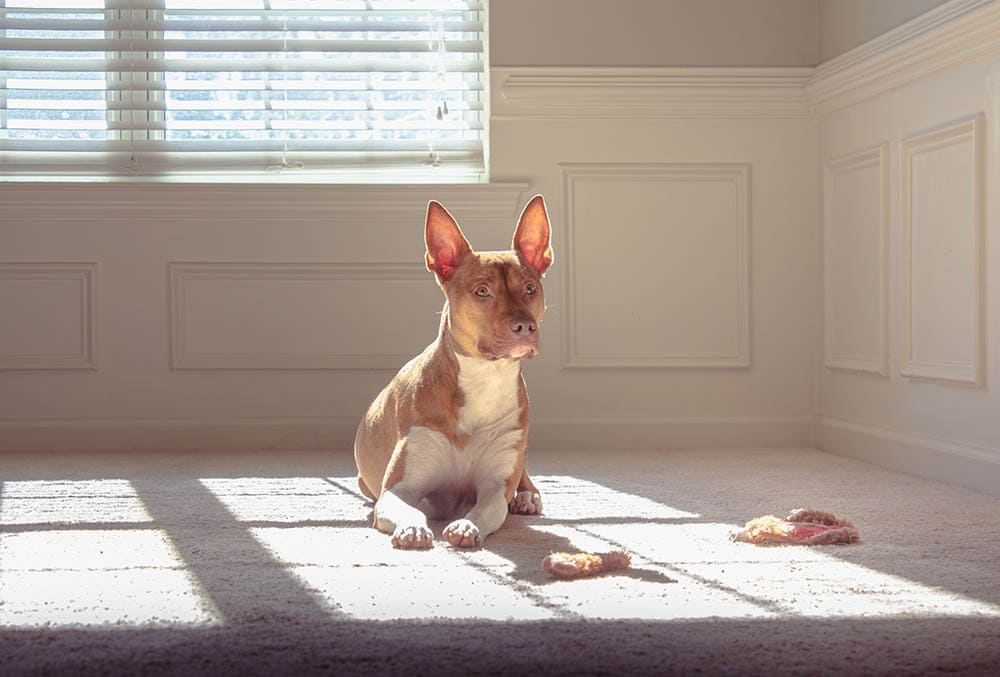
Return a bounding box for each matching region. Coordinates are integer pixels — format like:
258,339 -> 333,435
730,508 -> 859,545
542,551 -> 632,579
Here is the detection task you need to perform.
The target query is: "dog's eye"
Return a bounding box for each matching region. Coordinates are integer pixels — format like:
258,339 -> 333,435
525,283 -> 536,295
474,286 -> 490,297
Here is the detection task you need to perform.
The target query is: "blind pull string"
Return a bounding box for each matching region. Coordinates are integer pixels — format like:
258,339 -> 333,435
266,6 -> 301,173
426,11 -> 445,168
128,7 -> 136,173
435,13 -> 448,120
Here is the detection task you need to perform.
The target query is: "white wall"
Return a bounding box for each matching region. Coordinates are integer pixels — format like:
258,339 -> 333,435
818,0 -> 951,62
0,98 -> 819,453
491,0 -> 819,67
490,68 -> 819,449
3,0 -> 1000,497
812,0 -> 1000,494
0,185 -> 526,451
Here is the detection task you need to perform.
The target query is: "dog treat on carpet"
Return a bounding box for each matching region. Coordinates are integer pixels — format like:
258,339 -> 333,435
730,507 -> 859,545
543,550 -> 632,579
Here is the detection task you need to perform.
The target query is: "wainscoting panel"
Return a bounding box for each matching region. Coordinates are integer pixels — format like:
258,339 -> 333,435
561,163 -> 751,369
900,114 -> 985,386
169,262 -> 439,370
0,263 -> 97,370
823,144 -> 889,375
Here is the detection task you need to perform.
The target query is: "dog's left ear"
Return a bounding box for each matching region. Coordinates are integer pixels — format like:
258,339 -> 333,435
513,195 -> 553,276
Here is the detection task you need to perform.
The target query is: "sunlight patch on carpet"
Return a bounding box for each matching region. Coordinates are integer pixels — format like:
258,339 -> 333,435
3,474 -> 998,627
198,477 -> 359,522
255,527 -> 553,621
0,479 -> 152,524
214,475 -> 1000,623
583,522 -> 1000,619
0,480 -> 219,628
0,529 -> 218,627
529,475 -> 700,521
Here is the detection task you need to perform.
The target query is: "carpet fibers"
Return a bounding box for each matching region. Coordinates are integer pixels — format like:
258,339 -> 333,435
1,446 -> 998,675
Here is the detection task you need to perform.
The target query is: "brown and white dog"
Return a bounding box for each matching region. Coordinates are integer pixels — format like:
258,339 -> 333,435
354,196 -> 553,549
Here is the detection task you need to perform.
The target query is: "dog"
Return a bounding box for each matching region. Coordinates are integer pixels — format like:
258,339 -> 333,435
354,196 -> 553,549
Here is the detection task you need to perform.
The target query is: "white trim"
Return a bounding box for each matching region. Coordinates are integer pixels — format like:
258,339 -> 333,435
0,416 -> 359,454
493,67 -> 813,120
807,0 -> 1000,115
0,414 -> 814,454
816,415 -> 1000,496
823,144 -> 890,376
899,114 -> 986,387
0,182 -> 530,220
496,415 -> 812,451
560,162 -> 751,369
0,262 -> 98,371
490,1 -> 1000,122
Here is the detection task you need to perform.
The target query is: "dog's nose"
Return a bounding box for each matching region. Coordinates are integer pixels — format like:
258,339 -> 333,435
509,315 -> 537,337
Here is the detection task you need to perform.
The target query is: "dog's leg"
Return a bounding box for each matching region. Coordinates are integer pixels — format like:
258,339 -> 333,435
374,486 -> 434,549
443,479 -> 509,548
509,468 -> 543,515
374,427 -> 455,549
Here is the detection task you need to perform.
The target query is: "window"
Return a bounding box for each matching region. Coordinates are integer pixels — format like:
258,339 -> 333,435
0,0 -> 486,181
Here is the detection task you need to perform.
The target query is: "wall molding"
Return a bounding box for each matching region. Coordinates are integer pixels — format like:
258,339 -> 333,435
0,182 -> 531,222
561,162 -> 751,369
0,262 -> 97,370
823,143 -> 890,376
531,415 -> 813,451
806,0 -> 1000,115
0,414 -> 814,455
816,415 -> 1000,497
0,416 -> 360,454
899,114 -> 985,387
493,67 -> 813,120
169,262 -> 430,370
492,0 -> 1000,122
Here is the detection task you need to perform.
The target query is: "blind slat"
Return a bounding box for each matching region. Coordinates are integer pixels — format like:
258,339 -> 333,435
4,100 -> 485,113
0,1 -> 487,181
1,139 -> 482,152
0,38 -> 484,53
4,78 -> 483,92
102,0 -> 484,11
3,57 -> 485,73
0,18 -> 484,32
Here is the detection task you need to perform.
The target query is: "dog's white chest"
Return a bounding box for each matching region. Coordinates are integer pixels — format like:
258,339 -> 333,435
455,354 -> 521,435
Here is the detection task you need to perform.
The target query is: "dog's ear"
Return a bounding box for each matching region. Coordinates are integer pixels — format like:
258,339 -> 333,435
513,195 -> 553,276
425,200 -> 472,279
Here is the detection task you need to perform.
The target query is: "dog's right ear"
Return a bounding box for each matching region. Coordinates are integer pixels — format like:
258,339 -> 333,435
425,200 -> 472,279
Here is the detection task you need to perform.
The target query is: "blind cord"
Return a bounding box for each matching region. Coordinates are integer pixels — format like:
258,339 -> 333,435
426,10 -> 445,169
128,7 -> 136,173
266,4 -> 301,173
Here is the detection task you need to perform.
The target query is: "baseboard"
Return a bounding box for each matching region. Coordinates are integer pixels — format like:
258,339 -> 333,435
8,417 -> 996,499
0,417 -> 361,455
816,416 -> 1000,497
528,415 -> 813,451
0,414 -> 813,455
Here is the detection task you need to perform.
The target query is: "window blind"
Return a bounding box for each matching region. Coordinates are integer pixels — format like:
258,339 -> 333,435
0,0 -> 486,180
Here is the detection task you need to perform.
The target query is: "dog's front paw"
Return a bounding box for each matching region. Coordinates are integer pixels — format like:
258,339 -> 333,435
509,491 -> 542,515
391,525 -> 434,550
443,519 -> 483,548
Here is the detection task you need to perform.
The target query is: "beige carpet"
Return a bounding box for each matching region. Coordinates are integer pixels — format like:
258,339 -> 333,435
1,446 -> 999,675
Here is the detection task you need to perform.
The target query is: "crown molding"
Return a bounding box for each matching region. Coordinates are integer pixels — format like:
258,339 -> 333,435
806,0 -> 1000,115
493,67 -> 814,120
491,1 -> 1000,122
